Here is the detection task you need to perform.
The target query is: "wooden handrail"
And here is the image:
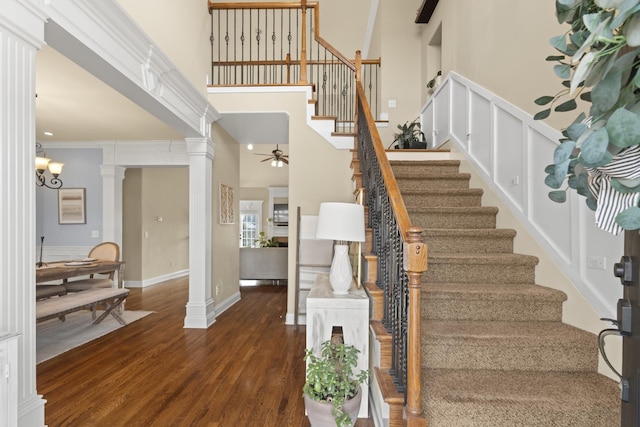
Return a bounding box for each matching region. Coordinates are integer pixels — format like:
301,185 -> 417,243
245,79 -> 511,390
208,1 -> 317,11
355,81 -> 412,240
356,55 -> 426,426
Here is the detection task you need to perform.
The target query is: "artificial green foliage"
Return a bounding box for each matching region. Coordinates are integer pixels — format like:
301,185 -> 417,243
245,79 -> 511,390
254,231 -> 277,247
391,118 -> 427,149
303,340 -> 369,427
535,0 -> 640,231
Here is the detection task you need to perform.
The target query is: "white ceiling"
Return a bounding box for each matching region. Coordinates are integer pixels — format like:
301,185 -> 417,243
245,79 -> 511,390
35,46 -> 289,146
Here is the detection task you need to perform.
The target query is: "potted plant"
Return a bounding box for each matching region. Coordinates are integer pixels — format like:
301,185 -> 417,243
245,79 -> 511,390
255,231 -> 277,247
535,0 -> 640,234
303,339 -> 368,427
389,118 -> 428,149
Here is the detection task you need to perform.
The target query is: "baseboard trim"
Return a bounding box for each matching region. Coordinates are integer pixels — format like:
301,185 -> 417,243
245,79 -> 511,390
125,269 -> 189,288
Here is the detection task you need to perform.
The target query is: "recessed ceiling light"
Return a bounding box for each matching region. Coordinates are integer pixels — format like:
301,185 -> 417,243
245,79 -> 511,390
247,143 -> 254,150
43,131 -> 53,136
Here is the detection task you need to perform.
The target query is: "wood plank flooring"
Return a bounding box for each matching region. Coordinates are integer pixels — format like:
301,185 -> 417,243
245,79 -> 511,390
37,277 -> 374,426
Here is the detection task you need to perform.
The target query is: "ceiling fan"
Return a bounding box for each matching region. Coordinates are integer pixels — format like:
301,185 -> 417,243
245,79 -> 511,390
254,144 -> 289,167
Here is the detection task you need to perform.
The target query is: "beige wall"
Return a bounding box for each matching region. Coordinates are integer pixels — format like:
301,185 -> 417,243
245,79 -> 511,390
122,169 -> 143,280
122,167 -> 190,282
375,0 -> 424,145
209,89 -> 353,315
117,0 -> 211,94
212,123 -> 241,305
420,0 -> 571,130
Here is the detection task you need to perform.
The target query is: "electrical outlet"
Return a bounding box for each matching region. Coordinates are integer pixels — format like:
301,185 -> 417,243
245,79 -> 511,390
215,285 -> 220,296
587,256 -> 606,270
388,99 -> 396,108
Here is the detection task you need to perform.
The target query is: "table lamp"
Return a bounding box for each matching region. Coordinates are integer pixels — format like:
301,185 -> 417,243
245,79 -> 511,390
315,202 -> 365,294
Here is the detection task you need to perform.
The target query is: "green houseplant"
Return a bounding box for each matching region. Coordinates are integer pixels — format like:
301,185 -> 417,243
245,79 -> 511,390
255,231 -> 277,247
303,339 -> 369,427
390,118 -> 428,149
535,0 -> 640,234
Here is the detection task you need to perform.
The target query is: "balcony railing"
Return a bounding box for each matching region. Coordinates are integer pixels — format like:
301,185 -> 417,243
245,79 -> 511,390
208,1 -> 381,133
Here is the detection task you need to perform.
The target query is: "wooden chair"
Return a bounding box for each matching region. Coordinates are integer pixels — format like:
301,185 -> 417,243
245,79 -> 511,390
63,242 -> 120,292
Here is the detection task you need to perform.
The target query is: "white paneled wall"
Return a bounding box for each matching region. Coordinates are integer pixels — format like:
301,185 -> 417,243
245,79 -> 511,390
422,72 -> 623,318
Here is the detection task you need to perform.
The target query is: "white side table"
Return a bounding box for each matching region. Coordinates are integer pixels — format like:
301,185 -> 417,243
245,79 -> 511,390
306,273 -> 370,418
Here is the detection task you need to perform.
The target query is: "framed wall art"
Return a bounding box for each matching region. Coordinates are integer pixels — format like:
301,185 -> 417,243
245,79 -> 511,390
219,183 -> 235,224
58,188 -> 86,224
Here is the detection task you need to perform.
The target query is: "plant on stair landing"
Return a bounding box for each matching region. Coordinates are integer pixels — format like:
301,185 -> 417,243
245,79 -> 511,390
389,118 -> 428,149
535,0 -> 640,234
303,339 -> 368,427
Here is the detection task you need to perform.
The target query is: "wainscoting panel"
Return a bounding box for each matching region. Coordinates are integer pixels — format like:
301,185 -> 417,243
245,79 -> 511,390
421,72 -> 623,318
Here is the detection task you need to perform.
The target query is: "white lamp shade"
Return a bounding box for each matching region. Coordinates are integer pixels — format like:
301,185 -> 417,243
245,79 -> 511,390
35,156 -> 50,172
315,202 -> 365,242
48,162 -> 64,175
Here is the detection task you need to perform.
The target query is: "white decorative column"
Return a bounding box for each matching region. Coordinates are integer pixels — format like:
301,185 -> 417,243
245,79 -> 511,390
100,161 -> 126,248
0,1 -> 47,425
184,138 -> 216,328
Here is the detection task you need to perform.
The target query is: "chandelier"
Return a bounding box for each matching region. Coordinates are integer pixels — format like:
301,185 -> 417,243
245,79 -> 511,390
35,142 -> 64,189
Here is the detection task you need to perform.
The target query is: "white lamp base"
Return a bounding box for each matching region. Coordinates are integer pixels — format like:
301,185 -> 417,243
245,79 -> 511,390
329,244 -> 353,294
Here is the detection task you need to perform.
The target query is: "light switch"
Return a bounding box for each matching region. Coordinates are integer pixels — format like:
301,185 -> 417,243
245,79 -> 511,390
388,99 -> 397,108
91,230 -> 100,238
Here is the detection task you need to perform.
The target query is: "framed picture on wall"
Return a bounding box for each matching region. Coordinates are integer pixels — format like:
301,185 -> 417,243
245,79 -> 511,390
219,183 -> 235,224
58,188 -> 86,224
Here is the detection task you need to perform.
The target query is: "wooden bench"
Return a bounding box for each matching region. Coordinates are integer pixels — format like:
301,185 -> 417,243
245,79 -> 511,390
36,288 -> 130,325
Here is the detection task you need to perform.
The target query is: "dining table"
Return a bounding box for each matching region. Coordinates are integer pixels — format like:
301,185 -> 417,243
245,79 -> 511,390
35,260 -> 125,288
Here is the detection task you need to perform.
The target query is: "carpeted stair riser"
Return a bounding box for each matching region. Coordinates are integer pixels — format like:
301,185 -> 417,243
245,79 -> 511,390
423,254 -> 538,284
403,189 -> 483,208
422,369 -> 620,427
408,207 -> 498,229
422,283 -> 566,322
396,173 -> 471,192
422,320 -> 598,372
422,229 -> 515,253
390,160 -> 461,175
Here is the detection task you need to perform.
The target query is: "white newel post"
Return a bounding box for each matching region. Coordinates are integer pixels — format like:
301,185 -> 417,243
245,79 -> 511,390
0,1 -> 48,425
184,138 -> 216,328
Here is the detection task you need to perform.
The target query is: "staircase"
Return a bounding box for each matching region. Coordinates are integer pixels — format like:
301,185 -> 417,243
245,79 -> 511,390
371,158 -> 621,426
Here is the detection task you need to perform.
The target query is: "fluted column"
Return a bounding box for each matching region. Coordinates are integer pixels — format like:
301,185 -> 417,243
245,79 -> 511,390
0,1 -> 47,424
100,163 -> 126,248
184,138 -> 216,328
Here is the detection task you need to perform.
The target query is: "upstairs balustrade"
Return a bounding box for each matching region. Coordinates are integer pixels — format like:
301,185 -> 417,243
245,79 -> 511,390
208,1 -> 381,133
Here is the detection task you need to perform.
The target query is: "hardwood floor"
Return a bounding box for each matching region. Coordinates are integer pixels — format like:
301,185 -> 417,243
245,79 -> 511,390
37,278 -> 374,426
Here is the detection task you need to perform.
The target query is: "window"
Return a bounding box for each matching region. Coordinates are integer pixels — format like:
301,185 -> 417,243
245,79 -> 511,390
239,200 -> 263,248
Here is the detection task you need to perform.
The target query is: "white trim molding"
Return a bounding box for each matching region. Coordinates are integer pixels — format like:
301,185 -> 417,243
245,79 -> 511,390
421,72 -> 623,320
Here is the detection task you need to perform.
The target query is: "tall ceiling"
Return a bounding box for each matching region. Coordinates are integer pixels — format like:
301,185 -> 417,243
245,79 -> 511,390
35,46 -> 289,146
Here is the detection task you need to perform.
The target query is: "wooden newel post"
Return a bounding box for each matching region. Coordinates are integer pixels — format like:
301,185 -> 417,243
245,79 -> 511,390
355,50 -> 362,83
404,226 -> 427,427
299,0 -> 309,84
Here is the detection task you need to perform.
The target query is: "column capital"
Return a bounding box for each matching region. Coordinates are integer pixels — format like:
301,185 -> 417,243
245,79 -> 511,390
185,137 -> 215,159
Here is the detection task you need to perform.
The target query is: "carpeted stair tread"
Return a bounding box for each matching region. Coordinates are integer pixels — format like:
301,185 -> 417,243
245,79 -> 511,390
422,228 -> 516,253
390,160 -> 461,174
424,282 -> 566,302
424,319 -> 594,344
396,174 -> 471,191
423,369 -> 620,427
408,206 -> 498,229
403,188 -> 484,208
423,320 -> 598,371
394,171 -> 471,180
423,283 -> 566,322
428,252 -> 538,265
